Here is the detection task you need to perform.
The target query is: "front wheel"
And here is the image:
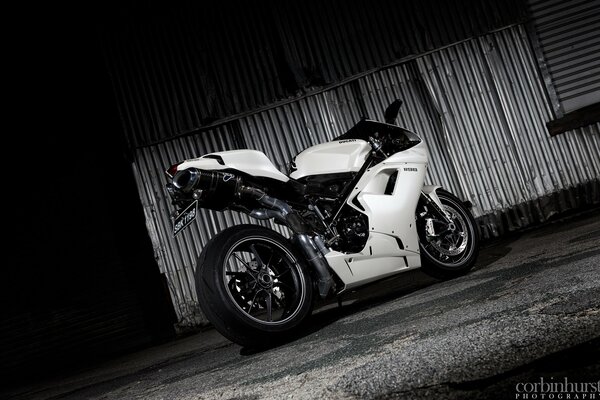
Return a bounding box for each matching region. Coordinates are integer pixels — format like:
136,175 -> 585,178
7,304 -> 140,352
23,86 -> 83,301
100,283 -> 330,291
195,225 -> 313,347
417,189 -> 480,279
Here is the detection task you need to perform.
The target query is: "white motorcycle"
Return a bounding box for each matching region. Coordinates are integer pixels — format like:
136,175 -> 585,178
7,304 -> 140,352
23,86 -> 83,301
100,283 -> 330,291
165,100 -> 479,347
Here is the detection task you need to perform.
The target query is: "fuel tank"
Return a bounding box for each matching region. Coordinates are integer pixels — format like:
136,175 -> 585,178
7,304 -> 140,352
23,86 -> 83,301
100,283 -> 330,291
289,139 -> 371,180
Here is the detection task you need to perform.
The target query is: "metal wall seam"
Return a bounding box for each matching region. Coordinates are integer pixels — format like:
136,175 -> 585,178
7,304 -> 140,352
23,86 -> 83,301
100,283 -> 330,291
494,27 -> 559,194
482,29 -> 545,201
417,51 -> 499,213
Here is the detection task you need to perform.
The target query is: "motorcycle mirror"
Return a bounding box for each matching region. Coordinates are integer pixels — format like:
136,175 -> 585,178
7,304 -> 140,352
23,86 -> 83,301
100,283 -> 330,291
384,99 -> 403,124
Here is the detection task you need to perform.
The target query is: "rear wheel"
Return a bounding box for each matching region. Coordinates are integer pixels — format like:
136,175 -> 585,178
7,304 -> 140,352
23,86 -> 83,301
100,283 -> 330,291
417,190 -> 479,279
195,225 -> 313,347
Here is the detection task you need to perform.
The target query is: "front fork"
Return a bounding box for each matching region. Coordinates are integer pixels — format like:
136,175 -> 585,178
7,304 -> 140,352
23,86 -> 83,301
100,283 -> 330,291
420,189 -> 451,224
418,186 -> 454,237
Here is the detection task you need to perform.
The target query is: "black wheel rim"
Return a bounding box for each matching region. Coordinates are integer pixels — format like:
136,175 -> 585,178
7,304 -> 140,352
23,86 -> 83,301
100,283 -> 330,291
223,236 -> 306,325
420,199 -> 474,268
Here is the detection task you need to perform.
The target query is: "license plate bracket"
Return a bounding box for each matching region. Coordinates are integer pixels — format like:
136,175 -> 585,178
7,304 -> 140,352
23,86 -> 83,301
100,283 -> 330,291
173,200 -> 198,236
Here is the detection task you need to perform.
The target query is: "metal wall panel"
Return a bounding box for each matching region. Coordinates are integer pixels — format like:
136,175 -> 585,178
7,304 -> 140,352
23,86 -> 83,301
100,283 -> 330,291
102,0 -> 528,148
133,26 -> 600,325
528,0 -> 600,112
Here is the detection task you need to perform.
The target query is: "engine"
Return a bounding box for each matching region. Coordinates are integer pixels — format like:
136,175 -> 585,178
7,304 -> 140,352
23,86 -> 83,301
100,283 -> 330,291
294,172 -> 370,254
334,208 -> 369,253
301,197 -> 369,254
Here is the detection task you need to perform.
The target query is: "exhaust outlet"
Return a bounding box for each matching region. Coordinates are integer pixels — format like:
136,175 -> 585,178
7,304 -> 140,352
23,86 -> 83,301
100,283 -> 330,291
172,168 -> 200,192
171,168 -> 242,211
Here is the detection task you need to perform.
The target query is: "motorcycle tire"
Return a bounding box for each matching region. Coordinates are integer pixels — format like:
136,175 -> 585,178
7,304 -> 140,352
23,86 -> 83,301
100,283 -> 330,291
195,224 -> 313,348
419,189 -> 480,280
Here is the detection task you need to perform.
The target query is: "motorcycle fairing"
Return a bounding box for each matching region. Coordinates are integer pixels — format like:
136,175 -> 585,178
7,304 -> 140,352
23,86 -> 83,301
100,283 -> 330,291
177,150 -> 289,182
325,141 -> 431,291
170,124 -> 448,293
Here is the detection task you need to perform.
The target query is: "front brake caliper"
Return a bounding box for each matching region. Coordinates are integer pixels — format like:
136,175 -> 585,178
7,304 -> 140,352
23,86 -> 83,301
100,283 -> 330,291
425,218 -> 437,237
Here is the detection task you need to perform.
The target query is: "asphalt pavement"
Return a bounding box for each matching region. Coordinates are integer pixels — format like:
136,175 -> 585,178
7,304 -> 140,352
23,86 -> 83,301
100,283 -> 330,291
5,210 -> 600,399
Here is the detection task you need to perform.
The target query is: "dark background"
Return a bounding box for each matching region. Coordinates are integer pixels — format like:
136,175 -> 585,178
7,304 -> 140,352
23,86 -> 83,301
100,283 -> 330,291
3,2 -> 176,386
3,0 -> 597,390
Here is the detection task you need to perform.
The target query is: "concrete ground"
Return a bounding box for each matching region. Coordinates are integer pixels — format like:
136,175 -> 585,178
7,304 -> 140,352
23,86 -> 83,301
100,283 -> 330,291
4,210 -> 600,399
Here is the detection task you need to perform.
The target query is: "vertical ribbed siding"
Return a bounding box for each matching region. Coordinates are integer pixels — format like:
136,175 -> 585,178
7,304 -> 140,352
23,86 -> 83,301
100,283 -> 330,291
416,30 -> 540,214
134,25 -> 600,325
102,3 -> 290,149
102,1 -> 528,148
528,0 -> 600,112
270,0 -> 527,86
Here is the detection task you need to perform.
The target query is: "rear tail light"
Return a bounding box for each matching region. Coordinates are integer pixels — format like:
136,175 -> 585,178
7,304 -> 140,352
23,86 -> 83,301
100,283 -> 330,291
166,162 -> 182,179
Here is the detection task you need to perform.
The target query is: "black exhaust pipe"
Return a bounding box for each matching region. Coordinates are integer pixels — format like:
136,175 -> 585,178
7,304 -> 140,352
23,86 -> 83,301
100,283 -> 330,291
171,168 -> 241,211
240,186 -> 333,298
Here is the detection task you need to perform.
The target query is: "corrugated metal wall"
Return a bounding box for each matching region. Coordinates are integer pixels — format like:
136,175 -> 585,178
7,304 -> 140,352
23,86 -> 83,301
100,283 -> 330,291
528,0 -> 600,113
101,0 -> 528,149
132,25 -> 600,325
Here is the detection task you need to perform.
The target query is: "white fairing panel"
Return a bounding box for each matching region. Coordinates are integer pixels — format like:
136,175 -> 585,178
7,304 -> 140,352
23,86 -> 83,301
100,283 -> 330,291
324,140 -> 431,291
177,150 -> 289,182
290,140 -> 371,179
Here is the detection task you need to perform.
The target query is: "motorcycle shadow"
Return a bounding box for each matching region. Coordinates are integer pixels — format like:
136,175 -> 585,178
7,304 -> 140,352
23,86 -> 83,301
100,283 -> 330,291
239,241 -> 514,355
240,269 -> 438,356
